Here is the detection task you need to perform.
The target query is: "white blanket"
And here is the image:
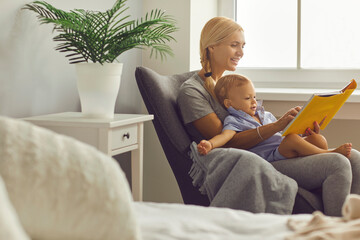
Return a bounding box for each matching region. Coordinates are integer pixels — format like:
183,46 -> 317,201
287,194 -> 360,239
134,202 -> 311,240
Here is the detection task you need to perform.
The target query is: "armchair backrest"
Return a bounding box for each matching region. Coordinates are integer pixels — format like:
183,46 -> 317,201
135,67 -> 209,206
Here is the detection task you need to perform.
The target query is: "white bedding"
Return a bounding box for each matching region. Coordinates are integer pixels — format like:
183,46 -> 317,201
134,202 -> 311,240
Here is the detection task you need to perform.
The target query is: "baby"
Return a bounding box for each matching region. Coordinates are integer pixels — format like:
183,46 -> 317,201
197,74 -> 352,161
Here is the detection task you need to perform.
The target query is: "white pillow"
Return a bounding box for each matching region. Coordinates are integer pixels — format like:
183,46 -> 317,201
0,116 -> 141,240
0,175 -> 30,240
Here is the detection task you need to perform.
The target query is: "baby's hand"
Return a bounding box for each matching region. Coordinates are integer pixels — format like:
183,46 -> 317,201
197,140 -> 212,155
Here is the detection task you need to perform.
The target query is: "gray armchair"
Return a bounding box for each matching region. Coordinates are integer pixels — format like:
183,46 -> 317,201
135,66 -> 323,213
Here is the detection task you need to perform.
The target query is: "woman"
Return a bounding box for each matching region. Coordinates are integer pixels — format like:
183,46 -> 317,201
177,16 -> 360,216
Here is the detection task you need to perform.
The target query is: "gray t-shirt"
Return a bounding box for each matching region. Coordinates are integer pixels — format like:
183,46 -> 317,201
177,73 -> 228,143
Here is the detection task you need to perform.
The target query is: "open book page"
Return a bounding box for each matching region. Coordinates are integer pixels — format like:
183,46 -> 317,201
316,79 -> 356,97
282,79 -> 357,136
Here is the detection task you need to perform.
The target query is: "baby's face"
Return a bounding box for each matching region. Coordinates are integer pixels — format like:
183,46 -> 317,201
226,82 -> 257,116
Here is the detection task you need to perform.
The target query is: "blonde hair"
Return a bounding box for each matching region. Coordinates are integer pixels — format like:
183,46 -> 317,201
214,74 -> 251,108
200,17 -> 243,96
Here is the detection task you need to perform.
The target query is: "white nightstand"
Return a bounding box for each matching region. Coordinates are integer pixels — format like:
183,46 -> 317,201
23,112 -> 154,201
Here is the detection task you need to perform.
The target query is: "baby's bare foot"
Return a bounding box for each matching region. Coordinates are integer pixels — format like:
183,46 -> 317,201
332,143 -> 352,157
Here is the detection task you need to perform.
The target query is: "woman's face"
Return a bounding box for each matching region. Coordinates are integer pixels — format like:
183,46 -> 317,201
209,30 -> 245,74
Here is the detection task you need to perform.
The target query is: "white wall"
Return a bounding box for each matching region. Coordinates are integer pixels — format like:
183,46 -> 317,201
0,0 -> 143,118
1,0 -> 78,117
141,0 -> 218,203
142,0 -> 217,74
142,0 -> 191,75
0,0 -> 144,185
189,0 -> 218,71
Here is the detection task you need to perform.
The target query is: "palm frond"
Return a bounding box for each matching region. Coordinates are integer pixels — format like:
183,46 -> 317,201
23,0 -> 177,64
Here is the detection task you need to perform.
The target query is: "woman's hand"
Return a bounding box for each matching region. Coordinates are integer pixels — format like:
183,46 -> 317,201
275,106 -> 302,131
303,117 -> 326,136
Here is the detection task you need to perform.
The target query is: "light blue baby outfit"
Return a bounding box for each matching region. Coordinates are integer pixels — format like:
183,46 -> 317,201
223,103 -> 286,162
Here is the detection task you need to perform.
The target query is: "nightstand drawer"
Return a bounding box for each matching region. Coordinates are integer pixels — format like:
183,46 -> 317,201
112,124 -> 138,150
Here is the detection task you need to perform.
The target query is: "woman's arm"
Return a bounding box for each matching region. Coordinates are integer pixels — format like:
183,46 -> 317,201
225,122 -> 281,149
192,112 -> 280,149
191,102 -> 301,150
192,112 -> 224,139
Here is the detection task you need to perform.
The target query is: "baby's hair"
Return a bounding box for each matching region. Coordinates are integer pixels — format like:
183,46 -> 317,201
214,74 -> 251,108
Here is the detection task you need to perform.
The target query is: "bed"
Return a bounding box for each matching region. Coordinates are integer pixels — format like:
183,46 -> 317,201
134,201 -> 310,240
0,116 -> 357,240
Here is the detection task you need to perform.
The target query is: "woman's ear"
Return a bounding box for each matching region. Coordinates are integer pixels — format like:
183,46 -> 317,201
207,45 -> 215,53
223,99 -> 231,109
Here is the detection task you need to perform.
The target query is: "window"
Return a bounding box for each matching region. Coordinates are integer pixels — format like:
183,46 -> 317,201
236,0 -> 297,68
235,0 -> 360,69
301,0 -> 360,69
217,0 -> 360,89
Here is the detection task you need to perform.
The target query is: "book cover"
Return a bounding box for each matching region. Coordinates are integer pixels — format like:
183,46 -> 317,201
282,79 -> 357,136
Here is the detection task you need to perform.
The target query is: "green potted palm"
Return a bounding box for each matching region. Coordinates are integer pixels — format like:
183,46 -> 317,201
24,0 -> 177,118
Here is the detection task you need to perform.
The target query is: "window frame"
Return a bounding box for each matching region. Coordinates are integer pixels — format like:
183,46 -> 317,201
218,0 -> 360,90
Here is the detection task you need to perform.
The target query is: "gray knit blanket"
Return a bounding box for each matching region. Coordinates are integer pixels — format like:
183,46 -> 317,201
189,142 -> 298,214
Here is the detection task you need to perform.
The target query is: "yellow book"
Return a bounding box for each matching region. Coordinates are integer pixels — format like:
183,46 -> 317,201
282,79 -> 357,136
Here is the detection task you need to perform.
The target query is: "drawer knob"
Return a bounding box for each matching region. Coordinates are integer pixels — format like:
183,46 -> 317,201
123,133 -> 130,139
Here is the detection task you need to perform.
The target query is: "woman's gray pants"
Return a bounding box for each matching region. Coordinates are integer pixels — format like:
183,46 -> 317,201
271,149 -> 360,216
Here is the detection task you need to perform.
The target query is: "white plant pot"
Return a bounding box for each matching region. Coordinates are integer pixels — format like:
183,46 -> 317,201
75,62 -> 123,118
